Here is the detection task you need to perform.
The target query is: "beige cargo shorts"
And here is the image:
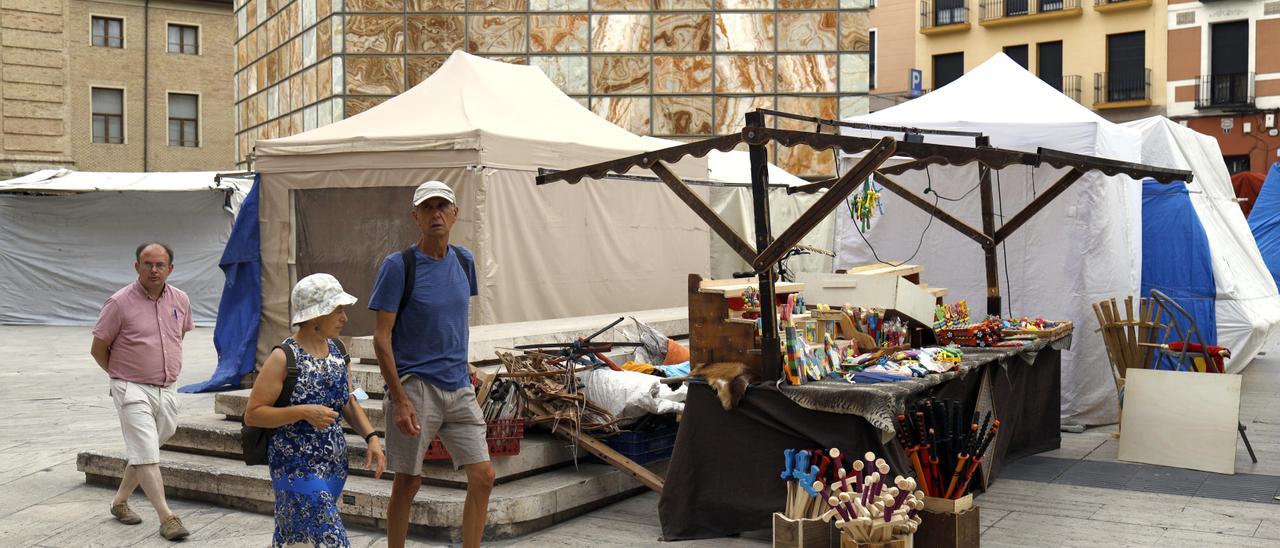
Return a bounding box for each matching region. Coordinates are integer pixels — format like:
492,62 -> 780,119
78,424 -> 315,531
385,375 -> 489,475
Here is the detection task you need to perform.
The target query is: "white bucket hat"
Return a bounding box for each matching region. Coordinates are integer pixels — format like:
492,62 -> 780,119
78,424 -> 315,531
291,273 -> 358,325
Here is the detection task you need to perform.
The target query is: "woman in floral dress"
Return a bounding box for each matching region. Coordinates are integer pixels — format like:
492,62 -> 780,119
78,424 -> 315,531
245,274 -> 386,547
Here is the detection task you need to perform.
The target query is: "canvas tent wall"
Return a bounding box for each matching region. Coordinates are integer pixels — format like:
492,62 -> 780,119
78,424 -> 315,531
837,54 -> 1147,426
1123,117 -> 1280,374
0,169 -> 249,326
1249,163 -> 1280,300
252,51 -> 711,361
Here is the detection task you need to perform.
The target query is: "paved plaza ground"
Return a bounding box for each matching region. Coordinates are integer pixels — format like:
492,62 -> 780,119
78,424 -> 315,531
2,325 -> 1278,547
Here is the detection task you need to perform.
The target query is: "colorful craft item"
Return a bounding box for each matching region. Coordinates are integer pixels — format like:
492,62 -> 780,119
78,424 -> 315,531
852,178 -> 884,231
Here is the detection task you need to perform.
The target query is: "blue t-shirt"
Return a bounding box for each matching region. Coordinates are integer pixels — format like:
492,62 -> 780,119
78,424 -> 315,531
368,245 -> 478,390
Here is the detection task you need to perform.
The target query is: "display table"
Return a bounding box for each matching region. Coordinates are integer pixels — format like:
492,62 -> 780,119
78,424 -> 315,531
658,334 -> 1070,540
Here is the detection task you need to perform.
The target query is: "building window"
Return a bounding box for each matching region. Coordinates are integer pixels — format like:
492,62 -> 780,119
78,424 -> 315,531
92,88 -> 124,144
168,24 -> 198,54
1207,20 -> 1250,107
1105,31 -> 1146,102
1004,45 -> 1029,70
1223,155 -> 1250,175
933,52 -> 964,90
92,16 -> 123,48
1037,41 -> 1063,91
168,93 -> 198,147
869,30 -> 877,90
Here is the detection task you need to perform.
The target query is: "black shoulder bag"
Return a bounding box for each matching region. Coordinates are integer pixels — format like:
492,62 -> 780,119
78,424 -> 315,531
241,338 -> 349,465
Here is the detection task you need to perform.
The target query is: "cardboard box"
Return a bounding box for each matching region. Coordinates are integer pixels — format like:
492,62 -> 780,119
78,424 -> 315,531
796,272 -> 937,327
773,513 -> 838,548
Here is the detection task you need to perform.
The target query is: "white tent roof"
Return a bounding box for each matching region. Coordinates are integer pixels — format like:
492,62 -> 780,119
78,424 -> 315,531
0,169 -> 250,194
1123,116 -> 1280,371
257,51 -> 703,175
840,53 -> 1145,425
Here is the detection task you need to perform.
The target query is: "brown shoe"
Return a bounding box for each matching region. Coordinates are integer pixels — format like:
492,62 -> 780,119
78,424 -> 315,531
110,502 -> 142,525
159,515 -> 190,541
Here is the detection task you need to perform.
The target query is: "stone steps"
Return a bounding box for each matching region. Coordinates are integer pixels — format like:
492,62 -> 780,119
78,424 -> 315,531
77,449 -> 651,543
164,414 -> 581,487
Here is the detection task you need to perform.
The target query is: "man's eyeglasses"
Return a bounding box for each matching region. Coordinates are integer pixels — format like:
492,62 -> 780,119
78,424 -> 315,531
141,262 -> 170,271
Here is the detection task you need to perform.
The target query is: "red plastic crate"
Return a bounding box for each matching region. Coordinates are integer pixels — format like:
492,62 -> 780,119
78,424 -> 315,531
423,418 -> 525,460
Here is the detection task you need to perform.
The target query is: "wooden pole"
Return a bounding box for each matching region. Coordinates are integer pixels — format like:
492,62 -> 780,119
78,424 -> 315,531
992,168 -> 1086,244
976,136 -> 1001,317
746,110 -> 782,381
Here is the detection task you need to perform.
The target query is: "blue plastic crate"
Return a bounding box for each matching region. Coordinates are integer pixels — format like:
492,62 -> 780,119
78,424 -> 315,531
588,423 -> 679,465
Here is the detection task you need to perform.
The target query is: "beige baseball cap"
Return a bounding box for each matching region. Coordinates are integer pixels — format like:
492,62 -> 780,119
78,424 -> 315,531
412,180 -> 455,206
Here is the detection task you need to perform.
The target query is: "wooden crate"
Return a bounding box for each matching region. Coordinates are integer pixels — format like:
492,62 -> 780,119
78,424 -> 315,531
773,513 -> 837,548
916,495 -> 980,548
838,536 -> 907,548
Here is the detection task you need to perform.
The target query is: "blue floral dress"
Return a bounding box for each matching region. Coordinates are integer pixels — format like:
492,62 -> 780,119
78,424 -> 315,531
269,338 -> 350,547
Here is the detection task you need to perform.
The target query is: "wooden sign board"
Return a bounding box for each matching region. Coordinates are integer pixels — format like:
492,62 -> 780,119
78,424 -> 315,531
1118,368 -> 1241,475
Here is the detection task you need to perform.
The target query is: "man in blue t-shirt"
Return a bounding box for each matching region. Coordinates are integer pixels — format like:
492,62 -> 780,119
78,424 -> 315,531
369,180 -> 493,548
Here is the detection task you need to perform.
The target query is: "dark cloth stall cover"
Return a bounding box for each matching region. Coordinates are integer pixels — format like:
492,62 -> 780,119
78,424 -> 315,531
658,348 -> 1061,540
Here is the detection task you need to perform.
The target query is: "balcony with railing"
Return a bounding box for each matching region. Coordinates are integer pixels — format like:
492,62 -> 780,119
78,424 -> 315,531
980,0 -> 1083,27
1062,75 -> 1082,103
1093,68 -> 1151,108
1196,73 -> 1255,109
921,1 -> 971,34
1094,0 -> 1154,14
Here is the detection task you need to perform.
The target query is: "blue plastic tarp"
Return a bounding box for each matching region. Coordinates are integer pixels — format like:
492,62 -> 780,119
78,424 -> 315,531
1141,179 -> 1217,370
181,177 -> 261,393
1248,163 -> 1280,288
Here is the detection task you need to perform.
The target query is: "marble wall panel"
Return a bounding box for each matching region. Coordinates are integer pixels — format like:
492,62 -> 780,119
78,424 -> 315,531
344,0 -> 403,11
653,14 -> 710,52
532,55 -> 588,94
591,15 -> 651,53
347,96 -> 387,117
467,15 -> 527,53
530,0 -> 587,10
839,12 -> 869,52
292,36 -> 304,74
408,15 -> 465,53
573,96 -> 589,110
655,0 -> 711,8
652,55 -> 711,93
317,18 -> 332,58
346,56 -> 404,94
257,93 -> 268,126
776,96 -> 837,176
714,55 -> 774,94
411,0 -> 466,10
247,0 -> 257,30
303,0 -> 317,28
248,27 -> 259,60
317,0 -> 332,20
530,15 -> 587,53
778,0 -> 834,7
777,54 -> 835,93
267,86 -> 279,119
304,65 -> 318,105
484,55 -> 528,64
318,58 -> 333,99
717,0 -> 771,8
838,95 -> 867,119
593,0 -> 651,10
346,15 -> 405,54
332,56 -> 344,95
286,2 -> 299,35
304,104 -> 317,131
715,13 -> 775,52
471,0 -> 528,10
654,96 -> 712,136
839,52 -> 868,93
303,28 -> 317,66
256,61 -> 267,94
778,12 -> 836,51
237,40 -> 248,67
266,49 -> 279,83
591,56 -> 650,94
592,96 -> 651,135
289,74 -> 304,111
840,0 -> 870,8
714,95 -> 773,134
408,55 -> 449,85
332,15 -> 344,54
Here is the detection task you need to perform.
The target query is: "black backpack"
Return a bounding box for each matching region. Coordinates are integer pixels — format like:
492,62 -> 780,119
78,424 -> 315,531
394,244 -> 471,330
241,338 -> 349,465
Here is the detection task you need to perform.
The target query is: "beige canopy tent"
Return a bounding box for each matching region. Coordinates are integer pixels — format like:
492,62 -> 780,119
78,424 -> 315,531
253,51 -> 711,358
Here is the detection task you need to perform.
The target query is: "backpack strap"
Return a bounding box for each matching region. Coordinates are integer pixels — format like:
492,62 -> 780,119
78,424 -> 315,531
271,342 -> 300,408
450,244 -> 472,281
331,337 -> 350,366
393,246 -> 417,332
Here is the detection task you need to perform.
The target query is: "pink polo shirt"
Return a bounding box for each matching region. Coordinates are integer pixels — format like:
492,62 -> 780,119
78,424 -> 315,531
92,281 -> 194,386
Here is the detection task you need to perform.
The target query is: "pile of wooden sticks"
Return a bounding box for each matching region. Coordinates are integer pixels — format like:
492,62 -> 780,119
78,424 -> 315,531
780,448 -> 923,543
896,399 -> 1000,499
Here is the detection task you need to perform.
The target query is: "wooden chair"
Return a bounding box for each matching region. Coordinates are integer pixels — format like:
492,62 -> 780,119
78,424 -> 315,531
1092,296 -> 1160,404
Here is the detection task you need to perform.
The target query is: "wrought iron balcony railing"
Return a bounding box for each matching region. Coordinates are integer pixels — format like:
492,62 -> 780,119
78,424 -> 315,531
1196,73 -> 1255,109
1062,74 -> 1082,103
1094,68 -> 1151,105
980,0 -> 1081,21
921,0 -> 970,30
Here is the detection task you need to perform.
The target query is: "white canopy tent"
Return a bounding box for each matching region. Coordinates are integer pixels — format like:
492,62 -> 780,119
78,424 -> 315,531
0,170 -> 250,326
839,54 -> 1147,425
1123,116 -> 1280,370
252,51 -> 713,359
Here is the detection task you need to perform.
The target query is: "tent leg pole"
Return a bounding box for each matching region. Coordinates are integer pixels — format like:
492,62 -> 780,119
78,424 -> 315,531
977,136 -> 1002,317
747,110 -> 781,382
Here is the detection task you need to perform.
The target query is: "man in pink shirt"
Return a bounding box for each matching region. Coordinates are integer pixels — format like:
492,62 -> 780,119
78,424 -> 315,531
91,242 -> 193,541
